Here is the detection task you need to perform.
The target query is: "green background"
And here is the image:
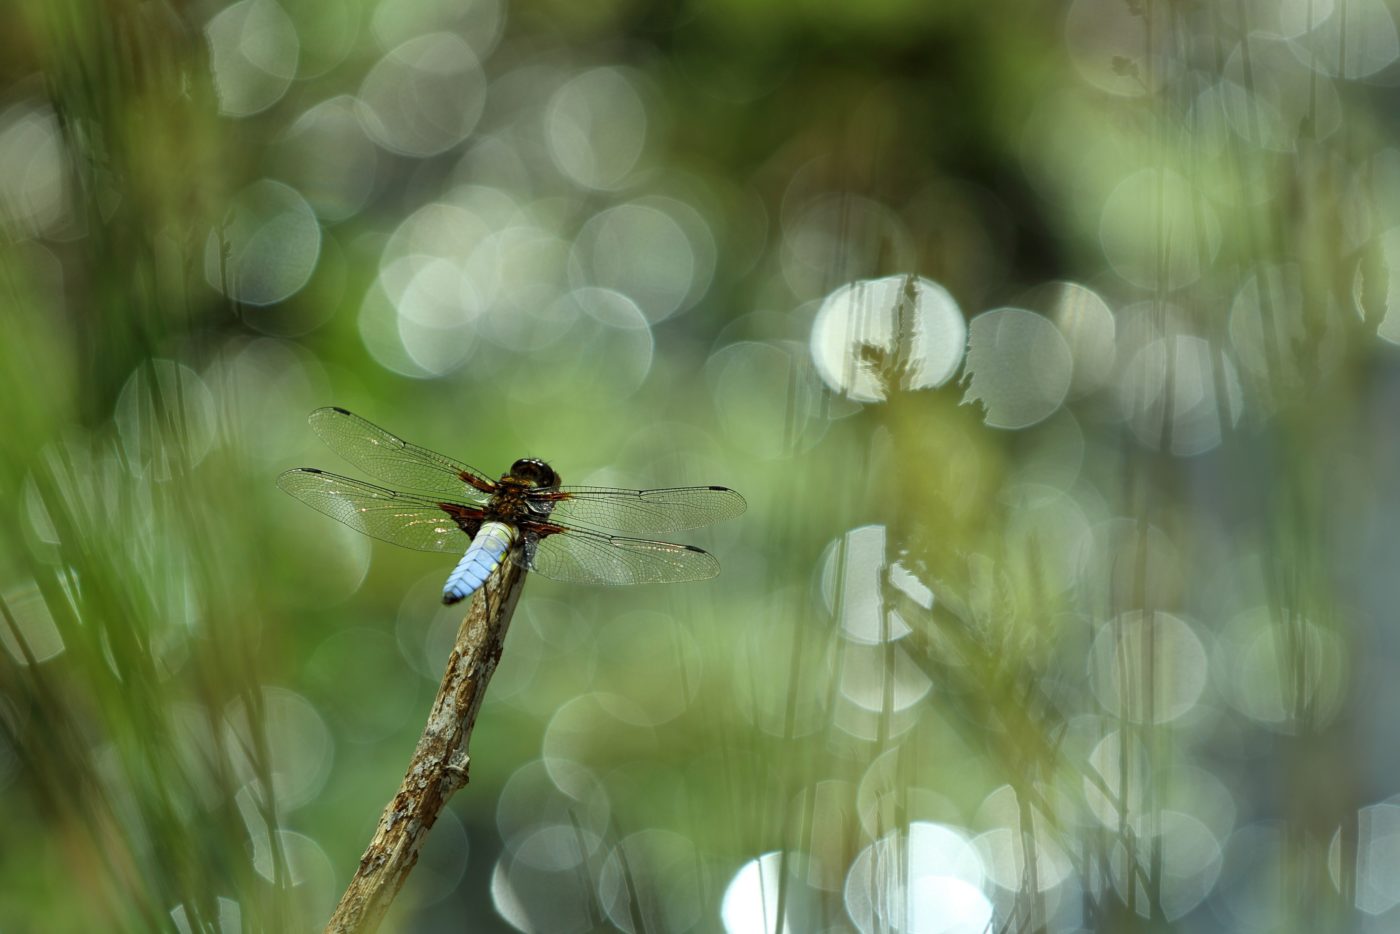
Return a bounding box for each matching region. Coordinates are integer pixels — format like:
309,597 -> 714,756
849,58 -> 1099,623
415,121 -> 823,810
3,0 -> 1398,931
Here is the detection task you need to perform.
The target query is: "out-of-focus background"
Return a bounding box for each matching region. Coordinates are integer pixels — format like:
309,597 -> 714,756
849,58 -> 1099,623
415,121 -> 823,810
4,0 -> 1400,930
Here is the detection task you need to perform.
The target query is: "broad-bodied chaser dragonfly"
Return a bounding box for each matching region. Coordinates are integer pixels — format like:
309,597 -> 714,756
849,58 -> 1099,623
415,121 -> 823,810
278,408 -> 745,604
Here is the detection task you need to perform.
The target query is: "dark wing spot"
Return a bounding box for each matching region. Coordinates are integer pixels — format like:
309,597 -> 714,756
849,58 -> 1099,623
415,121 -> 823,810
331,406 -> 351,415
439,502 -> 484,537
520,520 -> 567,537
304,467 -> 323,474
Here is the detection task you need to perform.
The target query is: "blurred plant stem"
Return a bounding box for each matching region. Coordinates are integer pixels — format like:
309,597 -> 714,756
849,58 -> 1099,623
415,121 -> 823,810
19,0 -> 228,427
325,559 -> 527,934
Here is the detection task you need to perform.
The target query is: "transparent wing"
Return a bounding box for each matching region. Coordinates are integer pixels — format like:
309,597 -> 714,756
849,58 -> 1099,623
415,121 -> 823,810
518,527 -> 720,585
277,468 -> 475,553
534,485 -> 746,535
307,407 -> 494,502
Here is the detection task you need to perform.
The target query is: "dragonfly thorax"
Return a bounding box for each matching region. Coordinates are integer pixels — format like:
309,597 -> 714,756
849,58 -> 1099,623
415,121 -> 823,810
506,458 -> 559,488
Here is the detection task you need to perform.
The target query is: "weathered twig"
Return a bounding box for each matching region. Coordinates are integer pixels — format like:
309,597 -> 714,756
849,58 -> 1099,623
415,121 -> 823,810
324,558 -> 527,933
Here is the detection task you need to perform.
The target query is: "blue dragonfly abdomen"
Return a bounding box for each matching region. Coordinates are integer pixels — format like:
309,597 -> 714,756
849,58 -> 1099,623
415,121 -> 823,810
442,521 -> 519,604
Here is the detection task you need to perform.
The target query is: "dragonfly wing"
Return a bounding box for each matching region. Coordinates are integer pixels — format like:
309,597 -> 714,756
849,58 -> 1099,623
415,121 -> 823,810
277,468 -> 477,553
536,485 -> 746,535
517,526 -> 720,585
307,407 -> 494,501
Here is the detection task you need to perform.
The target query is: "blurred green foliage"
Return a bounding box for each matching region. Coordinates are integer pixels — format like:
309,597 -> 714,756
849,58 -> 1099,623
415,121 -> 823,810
3,0 -> 1400,932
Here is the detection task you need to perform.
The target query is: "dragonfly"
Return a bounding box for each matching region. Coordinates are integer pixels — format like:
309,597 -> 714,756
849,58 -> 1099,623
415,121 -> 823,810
277,407 -> 746,604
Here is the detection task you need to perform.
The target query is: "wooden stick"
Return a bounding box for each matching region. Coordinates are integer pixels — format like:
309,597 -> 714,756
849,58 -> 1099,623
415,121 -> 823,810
324,559 -> 527,933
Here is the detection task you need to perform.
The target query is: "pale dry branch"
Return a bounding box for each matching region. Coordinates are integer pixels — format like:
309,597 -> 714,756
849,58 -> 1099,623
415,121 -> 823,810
324,559 -> 527,933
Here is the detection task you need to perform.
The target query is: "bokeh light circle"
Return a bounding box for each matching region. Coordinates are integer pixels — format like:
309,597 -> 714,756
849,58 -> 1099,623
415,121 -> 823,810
571,200 -> 713,322
275,96 -> 378,222
810,275 -> 966,403
1222,35 -> 1343,151
1099,169 -> 1220,291
206,0 -> 300,117
1117,335 -> 1243,456
0,102 -> 71,239
722,852 -> 796,934
1089,611 -> 1208,723
115,359 -> 218,480
223,686 -> 333,811
204,179 -> 322,307
1044,281 -> 1115,396
597,830 -> 702,932
972,784 -> 1072,893
358,33 -> 487,157
1328,803 -> 1400,914
547,67 -> 649,190
1065,0 -> 1174,97
705,340 -> 829,459
961,307 -> 1073,429
1292,0 -> 1400,79
844,823 -> 991,934
0,579 -> 65,664
1108,810 -> 1222,920
1215,606 -> 1347,732
370,0 -> 503,57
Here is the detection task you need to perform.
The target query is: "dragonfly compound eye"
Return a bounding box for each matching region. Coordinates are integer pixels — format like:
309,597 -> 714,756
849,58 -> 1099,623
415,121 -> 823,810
510,458 -> 559,488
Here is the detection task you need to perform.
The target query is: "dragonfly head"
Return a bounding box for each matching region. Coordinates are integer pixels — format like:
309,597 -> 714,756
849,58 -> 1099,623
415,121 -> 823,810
507,457 -> 560,489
